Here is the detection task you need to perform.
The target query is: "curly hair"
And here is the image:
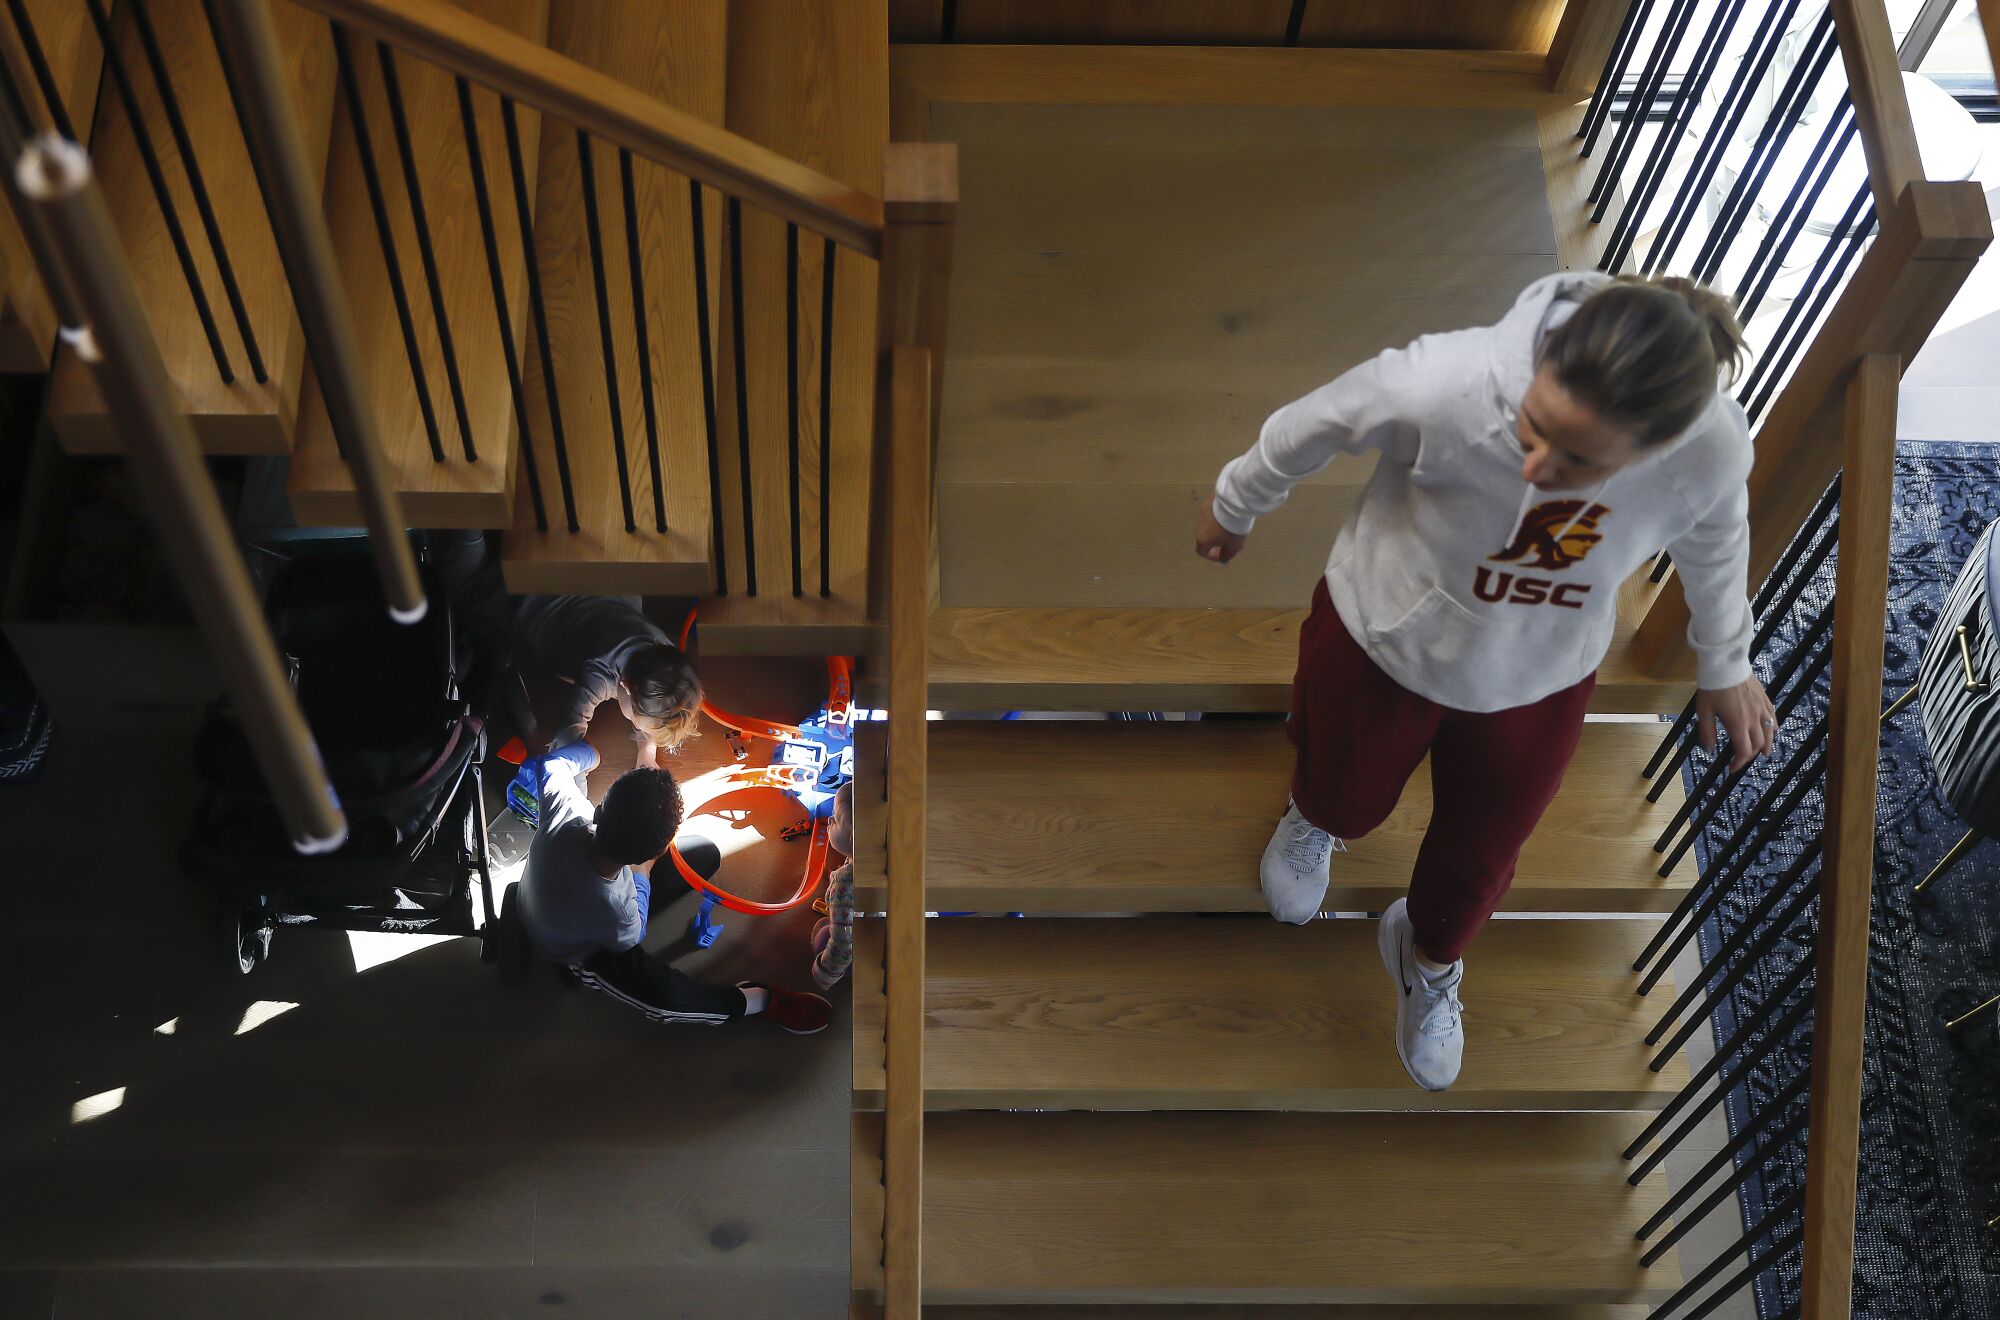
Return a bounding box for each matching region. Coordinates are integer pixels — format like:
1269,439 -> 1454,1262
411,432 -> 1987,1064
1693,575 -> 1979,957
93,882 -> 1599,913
621,643 -> 702,751
594,767 -> 684,865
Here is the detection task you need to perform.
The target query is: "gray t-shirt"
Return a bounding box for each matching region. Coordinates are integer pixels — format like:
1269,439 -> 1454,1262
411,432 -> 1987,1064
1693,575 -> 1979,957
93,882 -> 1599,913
515,752 -> 645,964
512,595 -> 674,747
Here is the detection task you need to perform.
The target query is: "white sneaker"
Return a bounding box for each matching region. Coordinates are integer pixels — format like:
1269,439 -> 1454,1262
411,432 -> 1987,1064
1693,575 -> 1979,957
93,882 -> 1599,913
1259,801 -> 1341,924
1377,898 -> 1465,1092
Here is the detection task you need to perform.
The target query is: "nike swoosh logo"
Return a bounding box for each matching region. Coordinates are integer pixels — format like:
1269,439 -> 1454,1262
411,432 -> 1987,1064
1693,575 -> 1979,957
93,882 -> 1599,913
1398,943 -> 1412,997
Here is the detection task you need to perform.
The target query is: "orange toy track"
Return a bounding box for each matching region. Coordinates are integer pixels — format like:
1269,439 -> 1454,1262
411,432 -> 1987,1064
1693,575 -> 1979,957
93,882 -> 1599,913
666,610 -> 853,917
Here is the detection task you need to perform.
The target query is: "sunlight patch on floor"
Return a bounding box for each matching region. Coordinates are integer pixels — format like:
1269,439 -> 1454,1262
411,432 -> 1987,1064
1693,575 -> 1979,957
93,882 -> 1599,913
347,930 -> 458,973
235,1000 -> 300,1035
71,1087 -> 125,1124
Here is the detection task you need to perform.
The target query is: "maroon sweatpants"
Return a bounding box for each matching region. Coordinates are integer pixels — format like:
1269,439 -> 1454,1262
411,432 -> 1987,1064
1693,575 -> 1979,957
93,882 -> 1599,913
1288,580 -> 1594,963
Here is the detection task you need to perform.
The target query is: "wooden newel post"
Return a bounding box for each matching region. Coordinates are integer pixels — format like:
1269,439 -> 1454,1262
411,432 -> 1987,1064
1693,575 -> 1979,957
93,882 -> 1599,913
869,142 -> 957,620
1799,354 -> 1898,1319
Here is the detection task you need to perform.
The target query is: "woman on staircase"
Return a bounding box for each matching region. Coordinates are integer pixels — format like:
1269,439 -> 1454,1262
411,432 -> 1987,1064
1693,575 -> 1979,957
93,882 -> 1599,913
1195,272 -> 1777,1093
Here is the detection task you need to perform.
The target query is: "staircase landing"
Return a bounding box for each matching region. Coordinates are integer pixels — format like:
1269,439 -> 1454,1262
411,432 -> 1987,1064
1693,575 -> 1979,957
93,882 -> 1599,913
936,101 -> 1557,614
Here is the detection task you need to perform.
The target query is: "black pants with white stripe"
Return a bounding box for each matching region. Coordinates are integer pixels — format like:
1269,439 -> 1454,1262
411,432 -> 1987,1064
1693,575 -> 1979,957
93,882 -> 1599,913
571,836 -> 745,1025
573,946 -> 746,1025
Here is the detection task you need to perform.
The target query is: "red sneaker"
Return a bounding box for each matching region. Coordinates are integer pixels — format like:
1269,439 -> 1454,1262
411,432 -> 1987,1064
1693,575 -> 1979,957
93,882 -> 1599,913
741,982 -> 832,1035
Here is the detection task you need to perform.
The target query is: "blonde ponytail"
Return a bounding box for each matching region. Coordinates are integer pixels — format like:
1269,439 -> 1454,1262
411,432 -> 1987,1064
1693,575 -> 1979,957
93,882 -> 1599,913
1539,274 -> 1744,446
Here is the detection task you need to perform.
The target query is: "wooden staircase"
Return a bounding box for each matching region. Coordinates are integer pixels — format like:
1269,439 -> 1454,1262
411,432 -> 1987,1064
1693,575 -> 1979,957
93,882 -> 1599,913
495,0 -> 723,596
44,0 -> 334,456
0,0 -> 108,372
285,0 -> 549,528
850,708 -> 1692,1309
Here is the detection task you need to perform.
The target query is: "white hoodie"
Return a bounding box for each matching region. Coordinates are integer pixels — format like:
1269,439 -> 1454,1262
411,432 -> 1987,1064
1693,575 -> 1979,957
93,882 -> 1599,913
1212,272 -> 1754,713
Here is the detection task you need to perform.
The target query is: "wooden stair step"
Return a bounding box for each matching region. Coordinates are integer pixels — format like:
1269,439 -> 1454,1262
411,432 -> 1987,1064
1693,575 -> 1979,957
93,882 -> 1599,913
929,583 -> 1693,715
853,720 -> 1691,915
46,0 -> 332,454
495,0 -> 720,596
850,1110 -> 1678,1305
701,0 -> 884,633
851,915 -> 1686,1112
0,0 -> 108,371
287,0 -> 551,528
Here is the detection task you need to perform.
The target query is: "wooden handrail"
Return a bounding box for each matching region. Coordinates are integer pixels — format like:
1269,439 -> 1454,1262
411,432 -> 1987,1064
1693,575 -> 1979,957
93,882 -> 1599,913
1799,353 -> 1898,1319
882,345 -> 932,1320
1831,0 -> 1926,211
1632,180 -> 1990,677
286,0 -> 885,256
19,134 -> 347,852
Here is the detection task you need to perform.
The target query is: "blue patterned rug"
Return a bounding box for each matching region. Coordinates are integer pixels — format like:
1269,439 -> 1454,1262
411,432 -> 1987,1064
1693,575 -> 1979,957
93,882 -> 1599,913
1689,440 -> 2000,1318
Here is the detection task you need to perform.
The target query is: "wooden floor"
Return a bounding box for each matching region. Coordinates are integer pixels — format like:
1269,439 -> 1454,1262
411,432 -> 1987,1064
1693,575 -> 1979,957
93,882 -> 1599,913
935,102 -> 1559,613
0,658 -> 850,1319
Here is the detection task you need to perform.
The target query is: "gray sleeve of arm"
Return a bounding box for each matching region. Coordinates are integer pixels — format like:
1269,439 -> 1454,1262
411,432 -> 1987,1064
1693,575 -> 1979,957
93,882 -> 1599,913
552,661 -> 620,748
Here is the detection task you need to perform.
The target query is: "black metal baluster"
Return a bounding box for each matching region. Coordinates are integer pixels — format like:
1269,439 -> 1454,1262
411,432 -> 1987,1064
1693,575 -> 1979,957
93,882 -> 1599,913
1641,955 -> 1816,1182
1745,194 -> 1876,422
1625,989 -> 1813,1179
1650,598 -> 1832,806
786,221 -> 802,596
1656,712 -> 1832,888
1657,1190 -> 1805,1320
378,43 -> 474,462
1589,0 -> 1700,222
82,0 -> 233,381
1735,98 -> 1855,322
1636,729 -> 1827,985
1601,0 -> 1746,273
130,0 -> 265,383
1694,10 -> 1838,284
0,30 -> 30,131
1580,0 -> 1657,154
1636,1066 -> 1811,1245
690,180 -> 727,590
1740,185 -> 1871,406
2,0 -> 72,139
619,149 -> 665,533
727,195 -> 758,596
1656,650 -> 1830,895
456,77 -> 545,531
578,130 -> 635,533
1645,486 -> 1840,787
330,24 -> 441,461
1658,651 -> 1829,873
1651,866 -> 1821,1064
819,236 -> 836,598
504,98 -> 578,532
1646,0 -> 1803,275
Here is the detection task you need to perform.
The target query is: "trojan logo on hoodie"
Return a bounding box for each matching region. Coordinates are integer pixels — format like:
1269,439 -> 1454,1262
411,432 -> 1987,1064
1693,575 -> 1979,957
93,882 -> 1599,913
1474,500 -> 1612,610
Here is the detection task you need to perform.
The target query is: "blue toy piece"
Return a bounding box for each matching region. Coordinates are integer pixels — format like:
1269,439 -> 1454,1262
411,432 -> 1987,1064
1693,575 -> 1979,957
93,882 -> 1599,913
689,892 -> 724,948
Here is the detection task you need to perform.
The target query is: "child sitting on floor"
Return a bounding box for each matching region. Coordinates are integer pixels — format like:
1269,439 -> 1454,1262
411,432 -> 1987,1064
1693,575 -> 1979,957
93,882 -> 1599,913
516,740 -> 830,1032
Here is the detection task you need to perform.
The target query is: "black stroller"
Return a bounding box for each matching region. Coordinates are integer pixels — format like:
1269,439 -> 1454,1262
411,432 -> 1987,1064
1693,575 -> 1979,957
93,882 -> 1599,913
182,543 -> 504,974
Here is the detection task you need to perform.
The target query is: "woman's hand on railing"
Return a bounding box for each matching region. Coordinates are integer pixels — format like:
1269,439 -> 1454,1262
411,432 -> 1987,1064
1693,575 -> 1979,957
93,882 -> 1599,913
1195,490 -> 1248,564
1695,675 -> 1779,771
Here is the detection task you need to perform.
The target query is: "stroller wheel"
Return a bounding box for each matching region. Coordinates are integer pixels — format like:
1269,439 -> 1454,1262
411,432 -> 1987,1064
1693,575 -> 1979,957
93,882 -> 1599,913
218,898 -> 272,976
494,884 -> 529,987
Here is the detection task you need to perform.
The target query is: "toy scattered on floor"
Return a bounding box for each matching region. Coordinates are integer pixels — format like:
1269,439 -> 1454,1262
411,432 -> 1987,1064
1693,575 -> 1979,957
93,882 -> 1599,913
667,612 -> 853,947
